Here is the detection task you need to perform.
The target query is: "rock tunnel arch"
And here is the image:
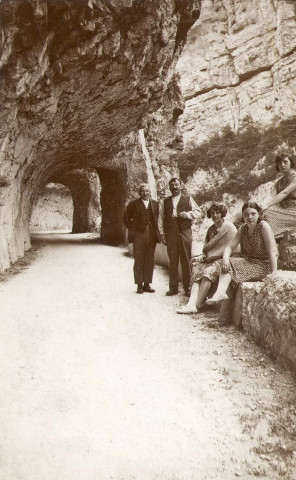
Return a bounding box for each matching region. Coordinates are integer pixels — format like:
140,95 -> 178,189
30,167 -> 127,243
48,166 -> 129,245
51,169 -> 102,235
0,0 -> 201,272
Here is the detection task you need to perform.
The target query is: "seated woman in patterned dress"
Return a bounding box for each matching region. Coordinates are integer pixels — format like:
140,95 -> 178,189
205,202 -> 277,305
176,202 -> 237,314
262,154 -> 296,240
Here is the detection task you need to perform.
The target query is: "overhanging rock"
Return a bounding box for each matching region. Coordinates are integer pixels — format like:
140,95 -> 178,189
0,0 -> 201,272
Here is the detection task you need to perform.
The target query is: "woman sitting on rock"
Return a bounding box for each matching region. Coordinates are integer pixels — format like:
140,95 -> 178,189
205,202 -> 277,305
262,154 -> 296,239
176,202 -> 237,314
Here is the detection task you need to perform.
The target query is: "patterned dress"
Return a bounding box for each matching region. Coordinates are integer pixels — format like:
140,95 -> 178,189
264,171 -> 296,238
190,221 -> 237,283
203,221 -> 274,285
190,224 -> 219,283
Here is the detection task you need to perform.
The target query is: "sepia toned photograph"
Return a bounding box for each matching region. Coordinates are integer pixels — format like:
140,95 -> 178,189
1,0 -> 296,478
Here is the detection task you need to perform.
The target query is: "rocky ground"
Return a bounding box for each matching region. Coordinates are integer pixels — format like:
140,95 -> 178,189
1,233 -> 296,480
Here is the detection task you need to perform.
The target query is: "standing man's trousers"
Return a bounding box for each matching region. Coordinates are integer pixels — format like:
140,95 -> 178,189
166,222 -> 192,292
133,226 -> 157,284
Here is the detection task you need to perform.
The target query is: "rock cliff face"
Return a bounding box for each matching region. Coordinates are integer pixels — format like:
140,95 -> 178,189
30,183 -> 73,232
176,0 -> 296,227
178,0 -> 296,145
0,0 -> 201,272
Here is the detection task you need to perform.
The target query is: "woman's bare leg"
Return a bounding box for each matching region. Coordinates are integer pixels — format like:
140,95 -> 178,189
206,273 -> 232,304
196,278 -> 212,309
176,282 -> 199,313
187,282 -> 200,307
176,278 -> 213,313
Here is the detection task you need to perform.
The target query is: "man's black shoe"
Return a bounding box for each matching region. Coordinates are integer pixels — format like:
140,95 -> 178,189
184,289 -> 191,297
137,285 -> 144,294
143,284 -> 155,293
166,290 -> 178,296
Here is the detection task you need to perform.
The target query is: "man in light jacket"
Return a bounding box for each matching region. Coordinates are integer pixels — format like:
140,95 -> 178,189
159,177 -> 200,296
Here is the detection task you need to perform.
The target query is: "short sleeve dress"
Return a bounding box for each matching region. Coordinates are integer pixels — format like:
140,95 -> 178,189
202,221 -> 274,285
264,171 -> 296,238
190,224 -> 219,283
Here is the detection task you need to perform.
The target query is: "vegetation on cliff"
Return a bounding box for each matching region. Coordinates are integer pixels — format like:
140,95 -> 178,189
176,116 -> 296,204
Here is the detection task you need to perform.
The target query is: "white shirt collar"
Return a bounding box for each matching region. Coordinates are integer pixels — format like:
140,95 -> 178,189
171,193 -> 181,216
172,192 -> 181,204
141,199 -> 150,208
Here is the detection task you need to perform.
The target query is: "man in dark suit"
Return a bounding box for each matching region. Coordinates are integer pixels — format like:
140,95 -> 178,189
122,183 -> 161,294
159,177 -> 200,296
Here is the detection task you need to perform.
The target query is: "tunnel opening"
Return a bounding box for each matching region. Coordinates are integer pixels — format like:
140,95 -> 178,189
30,168 -> 103,241
30,182 -> 73,234
97,167 -> 128,246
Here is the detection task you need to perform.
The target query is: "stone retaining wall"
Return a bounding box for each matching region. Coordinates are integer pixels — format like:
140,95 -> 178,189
279,230 -> 296,271
223,272 -> 296,370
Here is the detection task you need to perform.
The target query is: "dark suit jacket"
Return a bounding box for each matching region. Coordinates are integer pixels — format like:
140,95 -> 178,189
122,198 -> 161,243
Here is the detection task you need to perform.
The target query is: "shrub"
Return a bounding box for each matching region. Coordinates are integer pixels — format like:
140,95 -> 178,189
174,116 -> 296,204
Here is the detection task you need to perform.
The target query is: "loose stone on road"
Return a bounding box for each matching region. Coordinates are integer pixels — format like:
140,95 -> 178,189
1,233 -> 296,480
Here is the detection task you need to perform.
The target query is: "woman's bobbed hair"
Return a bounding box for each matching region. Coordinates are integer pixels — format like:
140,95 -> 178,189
275,153 -> 296,172
207,202 -> 228,219
242,202 -> 263,223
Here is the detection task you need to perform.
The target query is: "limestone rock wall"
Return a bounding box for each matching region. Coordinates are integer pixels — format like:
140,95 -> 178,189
279,229 -> 296,271
177,0 -> 296,146
176,0 -> 296,236
56,169 -> 101,234
0,0 -> 201,271
240,272 -> 296,369
30,183 -> 73,232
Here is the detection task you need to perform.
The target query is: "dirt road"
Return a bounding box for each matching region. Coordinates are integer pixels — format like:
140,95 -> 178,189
1,233 -> 296,480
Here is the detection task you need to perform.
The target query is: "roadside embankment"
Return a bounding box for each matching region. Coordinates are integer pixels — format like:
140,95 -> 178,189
233,272 -> 296,370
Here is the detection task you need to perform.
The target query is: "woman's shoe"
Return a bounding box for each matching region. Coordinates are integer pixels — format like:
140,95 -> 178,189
206,293 -> 228,305
176,305 -> 197,314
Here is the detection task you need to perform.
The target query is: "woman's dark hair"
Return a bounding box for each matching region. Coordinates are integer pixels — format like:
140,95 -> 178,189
275,154 -> 295,172
207,202 -> 228,218
242,202 -> 263,223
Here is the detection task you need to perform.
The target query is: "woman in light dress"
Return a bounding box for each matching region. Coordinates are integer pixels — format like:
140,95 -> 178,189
176,202 -> 237,314
262,154 -> 296,239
